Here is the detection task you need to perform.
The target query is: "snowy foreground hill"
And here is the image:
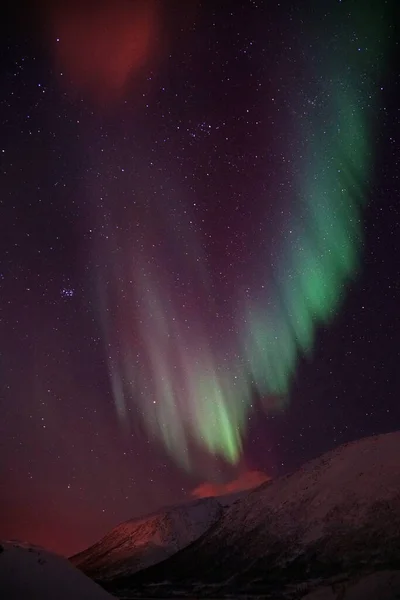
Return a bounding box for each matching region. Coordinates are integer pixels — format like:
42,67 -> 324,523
102,431 -> 400,599
72,493 -> 243,581
0,541 -> 114,599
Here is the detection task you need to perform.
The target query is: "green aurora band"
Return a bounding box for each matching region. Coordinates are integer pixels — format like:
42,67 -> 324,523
98,1 -> 390,471
243,4 -> 388,403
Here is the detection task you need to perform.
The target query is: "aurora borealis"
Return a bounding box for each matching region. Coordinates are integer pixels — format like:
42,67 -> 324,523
1,0 -> 399,556
244,8 -> 388,403
94,2 -> 389,467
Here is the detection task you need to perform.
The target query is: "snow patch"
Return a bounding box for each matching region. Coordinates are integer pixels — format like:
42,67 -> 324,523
0,541 -> 113,599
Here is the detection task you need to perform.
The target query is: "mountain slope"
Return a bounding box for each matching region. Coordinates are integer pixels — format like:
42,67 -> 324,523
0,541 -> 114,600
71,495 -> 236,581
110,430 -> 400,597
302,570 -> 400,600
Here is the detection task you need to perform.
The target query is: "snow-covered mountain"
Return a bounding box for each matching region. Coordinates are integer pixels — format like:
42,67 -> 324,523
108,430 -> 400,598
72,494 -> 242,581
0,541 -> 114,600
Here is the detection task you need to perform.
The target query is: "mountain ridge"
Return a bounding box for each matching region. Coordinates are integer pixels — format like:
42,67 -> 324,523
71,491 -> 247,581
104,430 -> 400,598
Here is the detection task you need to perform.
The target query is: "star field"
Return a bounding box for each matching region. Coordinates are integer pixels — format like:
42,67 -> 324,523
0,0 -> 400,556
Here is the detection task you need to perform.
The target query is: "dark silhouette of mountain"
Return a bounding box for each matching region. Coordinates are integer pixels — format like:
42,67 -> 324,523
104,431 -> 400,598
71,493 -> 244,581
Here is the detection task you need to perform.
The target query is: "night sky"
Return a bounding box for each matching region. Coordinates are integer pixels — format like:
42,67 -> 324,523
1,0 -> 399,557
